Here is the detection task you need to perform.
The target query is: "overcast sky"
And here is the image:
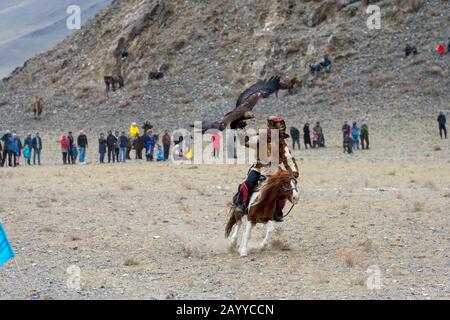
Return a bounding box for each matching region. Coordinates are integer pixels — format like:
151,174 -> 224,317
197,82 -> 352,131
0,0 -> 111,78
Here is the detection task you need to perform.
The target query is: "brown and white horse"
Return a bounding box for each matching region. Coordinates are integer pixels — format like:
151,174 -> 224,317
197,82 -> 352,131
33,96 -> 42,119
225,170 -> 299,257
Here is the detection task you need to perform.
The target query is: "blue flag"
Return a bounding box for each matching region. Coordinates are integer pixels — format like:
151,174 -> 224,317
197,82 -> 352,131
0,223 -> 15,266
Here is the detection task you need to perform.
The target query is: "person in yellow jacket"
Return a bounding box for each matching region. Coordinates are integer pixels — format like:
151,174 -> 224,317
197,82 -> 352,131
129,122 -> 140,138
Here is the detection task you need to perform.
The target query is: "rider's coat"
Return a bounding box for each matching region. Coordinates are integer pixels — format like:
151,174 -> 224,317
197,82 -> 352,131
246,133 -> 299,177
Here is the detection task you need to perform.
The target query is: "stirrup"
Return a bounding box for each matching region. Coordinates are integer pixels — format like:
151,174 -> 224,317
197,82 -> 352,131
274,211 -> 284,222
235,204 -> 246,214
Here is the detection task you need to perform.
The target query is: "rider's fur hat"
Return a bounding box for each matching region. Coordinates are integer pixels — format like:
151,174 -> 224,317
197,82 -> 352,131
267,116 -> 290,139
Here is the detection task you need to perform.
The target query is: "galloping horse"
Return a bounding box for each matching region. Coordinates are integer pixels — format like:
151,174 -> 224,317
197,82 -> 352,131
33,96 -> 42,119
225,170 -> 299,257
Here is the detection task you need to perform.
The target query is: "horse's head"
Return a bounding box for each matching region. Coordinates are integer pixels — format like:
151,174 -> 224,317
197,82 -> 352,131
279,172 -> 299,205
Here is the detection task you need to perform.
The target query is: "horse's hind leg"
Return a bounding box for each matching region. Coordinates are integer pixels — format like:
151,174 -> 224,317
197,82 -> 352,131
230,218 -> 242,248
260,221 -> 275,250
239,217 -> 254,257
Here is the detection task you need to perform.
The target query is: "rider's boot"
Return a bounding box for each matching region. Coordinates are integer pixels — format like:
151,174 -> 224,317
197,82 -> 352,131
274,199 -> 287,222
234,183 -> 248,214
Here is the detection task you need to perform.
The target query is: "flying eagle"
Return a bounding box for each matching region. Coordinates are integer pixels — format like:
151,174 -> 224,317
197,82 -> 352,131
192,76 -> 281,133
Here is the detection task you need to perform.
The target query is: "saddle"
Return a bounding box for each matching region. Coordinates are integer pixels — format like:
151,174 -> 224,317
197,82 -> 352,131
232,175 -> 267,214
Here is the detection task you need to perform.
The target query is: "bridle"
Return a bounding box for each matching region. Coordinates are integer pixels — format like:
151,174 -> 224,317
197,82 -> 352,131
281,176 -> 298,193
280,176 -> 298,219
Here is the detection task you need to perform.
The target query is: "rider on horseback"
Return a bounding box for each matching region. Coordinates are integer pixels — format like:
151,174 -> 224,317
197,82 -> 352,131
234,116 -> 300,222
129,122 -> 140,138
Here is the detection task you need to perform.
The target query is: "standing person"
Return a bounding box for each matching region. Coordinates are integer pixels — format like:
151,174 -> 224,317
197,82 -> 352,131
2,131 -> 14,167
156,144 -> 164,161
32,132 -> 42,165
342,121 -> 351,151
23,133 -> 32,165
311,131 -> 319,148
144,129 -> 154,161
98,133 -> 107,163
13,134 -> 22,166
118,131 -> 128,163
438,112 -> 447,139
142,119 -> 153,134
314,122 -> 325,147
77,130 -> 88,164
351,122 -> 360,150
114,130 -> 120,162
0,131 -> 7,167
342,121 -> 350,138
303,123 -> 312,149
71,142 -> 78,164
211,132 -> 221,159
290,127 -> 301,150
61,134 -> 70,165
67,131 -> 75,164
162,129 -> 171,161
360,124 -> 370,150
106,130 -> 117,163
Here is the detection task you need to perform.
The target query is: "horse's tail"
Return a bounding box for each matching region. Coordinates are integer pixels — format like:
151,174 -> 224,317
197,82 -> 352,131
225,206 -> 237,239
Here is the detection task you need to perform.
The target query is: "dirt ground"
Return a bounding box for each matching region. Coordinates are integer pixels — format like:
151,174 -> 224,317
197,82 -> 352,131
0,142 -> 449,300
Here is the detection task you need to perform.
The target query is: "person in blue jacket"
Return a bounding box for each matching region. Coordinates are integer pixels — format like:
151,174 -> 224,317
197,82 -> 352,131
351,122 -> 360,150
144,129 -> 155,161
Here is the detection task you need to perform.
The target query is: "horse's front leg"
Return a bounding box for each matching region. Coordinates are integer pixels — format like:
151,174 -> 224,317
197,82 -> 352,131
239,217 -> 254,257
260,221 -> 275,250
230,218 -> 242,248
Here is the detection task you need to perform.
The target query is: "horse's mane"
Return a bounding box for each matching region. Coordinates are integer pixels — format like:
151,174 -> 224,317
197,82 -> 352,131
253,170 -> 292,207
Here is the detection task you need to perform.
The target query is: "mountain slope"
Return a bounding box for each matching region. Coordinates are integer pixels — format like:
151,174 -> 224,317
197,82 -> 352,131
0,0 -> 448,135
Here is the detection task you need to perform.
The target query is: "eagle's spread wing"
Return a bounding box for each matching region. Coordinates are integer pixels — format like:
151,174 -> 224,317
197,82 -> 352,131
222,76 -> 280,128
192,76 -> 280,132
189,121 -> 225,133
235,76 -> 280,109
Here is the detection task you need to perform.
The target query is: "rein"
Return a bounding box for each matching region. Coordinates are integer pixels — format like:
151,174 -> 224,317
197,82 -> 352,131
282,203 -> 295,219
280,177 -> 297,219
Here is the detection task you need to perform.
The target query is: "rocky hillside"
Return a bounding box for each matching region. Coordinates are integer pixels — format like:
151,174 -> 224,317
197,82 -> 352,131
0,0 -> 449,134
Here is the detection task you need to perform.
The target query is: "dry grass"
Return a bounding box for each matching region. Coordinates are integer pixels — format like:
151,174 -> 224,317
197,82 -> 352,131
368,72 -> 395,89
124,258 -> 139,267
182,246 -> 193,258
340,251 -> 362,268
120,184 -> 134,191
423,85 -> 440,97
359,239 -> 376,253
424,180 -> 437,191
350,277 -> 365,287
412,201 -> 424,212
312,271 -> 329,284
71,235 -> 82,241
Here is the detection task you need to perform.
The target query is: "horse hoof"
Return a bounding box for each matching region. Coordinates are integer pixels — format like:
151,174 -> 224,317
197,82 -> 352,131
239,250 -> 248,257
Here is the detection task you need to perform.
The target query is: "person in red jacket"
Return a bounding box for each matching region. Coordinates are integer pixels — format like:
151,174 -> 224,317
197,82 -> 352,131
437,44 -> 446,54
61,134 -> 70,165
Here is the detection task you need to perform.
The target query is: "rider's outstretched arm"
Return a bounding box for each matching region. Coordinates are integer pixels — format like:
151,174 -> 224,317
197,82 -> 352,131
281,144 -> 299,178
